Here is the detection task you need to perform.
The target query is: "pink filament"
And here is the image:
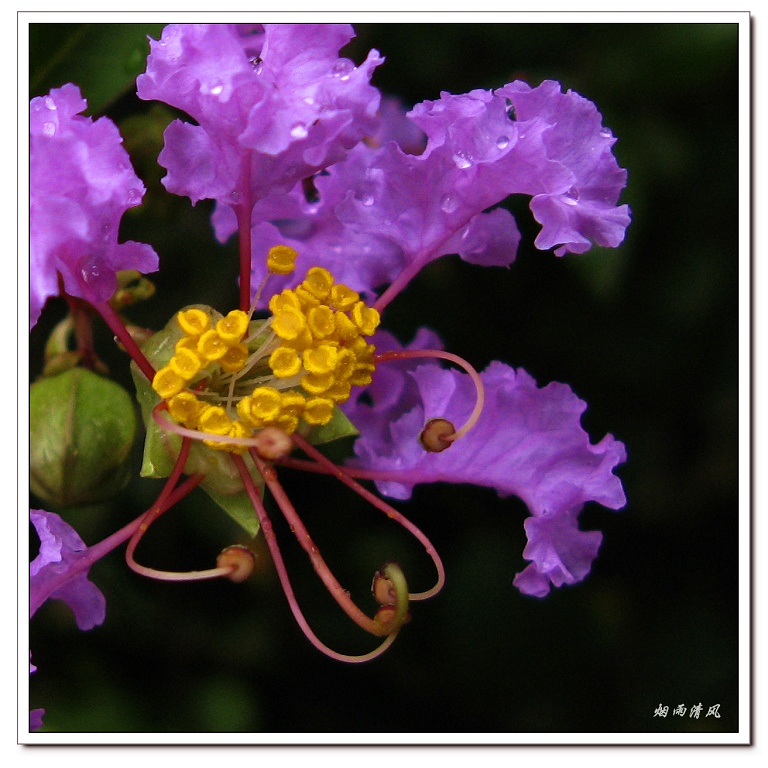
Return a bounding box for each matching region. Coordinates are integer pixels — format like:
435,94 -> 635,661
374,348 -> 485,444
232,454 -> 400,663
290,433 -> 445,601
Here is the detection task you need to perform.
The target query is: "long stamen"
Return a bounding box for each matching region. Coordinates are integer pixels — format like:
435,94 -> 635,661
249,448 -> 396,637
290,433 -> 445,601
124,437 -> 235,582
232,454 -> 404,663
374,348 -> 485,446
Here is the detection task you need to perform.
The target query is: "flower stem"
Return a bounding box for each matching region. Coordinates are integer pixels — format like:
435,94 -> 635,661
91,299 -> 155,382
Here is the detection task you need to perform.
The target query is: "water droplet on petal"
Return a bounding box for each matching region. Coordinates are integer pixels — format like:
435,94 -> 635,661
126,188 -> 142,207
440,194 -> 458,214
361,194 -> 375,207
452,151 -> 473,170
210,84 -> 224,96
599,127 -> 613,139
332,59 -> 354,79
290,123 -> 309,139
496,135 -> 509,150
563,187 -> 579,205
44,97 -> 56,111
303,96 -> 315,106
41,122 -> 56,137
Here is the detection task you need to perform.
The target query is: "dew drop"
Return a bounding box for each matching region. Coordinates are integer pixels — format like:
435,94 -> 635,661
41,122 -> 56,137
210,84 -> 224,96
599,127 -> 613,139
361,194 -> 375,207
290,123 -> 309,139
126,188 -> 142,206
440,194 -> 458,214
496,135 -> 509,150
332,59 -> 354,79
563,187 -> 580,205
44,97 -> 56,111
302,96 -> 315,106
452,151 -> 473,170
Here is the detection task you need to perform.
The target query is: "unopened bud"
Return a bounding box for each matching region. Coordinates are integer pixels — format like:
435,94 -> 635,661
30,368 -> 137,507
216,545 -> 256,583
419,418 -> 455,453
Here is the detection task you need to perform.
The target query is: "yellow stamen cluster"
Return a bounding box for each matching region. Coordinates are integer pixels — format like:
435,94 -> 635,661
150,260 -> 380,453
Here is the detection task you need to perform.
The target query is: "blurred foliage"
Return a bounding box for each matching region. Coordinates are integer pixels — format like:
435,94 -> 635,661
28,21 -> 741,735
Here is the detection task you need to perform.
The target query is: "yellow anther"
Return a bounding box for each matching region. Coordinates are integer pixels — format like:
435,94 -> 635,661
268,289 -> 303,316
349,363 -> 376,387
329,283 -> 360,312
302,344 -> 339,375
198,405 -> 232,435
236,396 -> 263,429
303,397 -> 335,425
152,366 -> 186,400
333,348 -> 356,381
169,348 -> 203,381
272,307 -> 307,341
250,387 -> 283,421
351,301 -> 380,336
177,308 -> 211,337
175,335 -> 200,355
224,420 -> 251,454
301,371 -> 335,395
325,379 -> 352,403
219,342 -> 249,374
301,267 -> 334,300
269,346 -> 302,378
197,330 -> 230,361
216,310 -> 249,343
306,305 -> 336,339
267,245 -> 298,275
280,391 -> 306,418
294,284 -> 322,309
333,311 -> 360,342
274,413 -> 299,434
167,391 -> 204,426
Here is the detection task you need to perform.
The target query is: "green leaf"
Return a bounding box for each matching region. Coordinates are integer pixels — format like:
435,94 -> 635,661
29,23 -> 166,113
299,404 -> 359,446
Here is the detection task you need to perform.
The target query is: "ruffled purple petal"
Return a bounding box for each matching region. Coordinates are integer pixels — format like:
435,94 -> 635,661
138,23 -> 383,208
30,509 -> 106,631
343,347 -> 625,592
30,84 -> 158,328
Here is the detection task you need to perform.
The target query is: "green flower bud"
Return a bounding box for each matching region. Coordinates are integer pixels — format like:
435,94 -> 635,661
30,368 -> 137,507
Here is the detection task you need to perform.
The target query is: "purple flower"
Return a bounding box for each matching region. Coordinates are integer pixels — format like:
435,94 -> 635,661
30,84 -> 159,329
30,509 -> 106,629
343,351 -> 626,596
29,654 -> 44,732
238,79 -> 628,309
137,24 -> 383,209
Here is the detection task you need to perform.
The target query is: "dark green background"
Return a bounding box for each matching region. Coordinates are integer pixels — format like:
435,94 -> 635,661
28,20 -> 742,735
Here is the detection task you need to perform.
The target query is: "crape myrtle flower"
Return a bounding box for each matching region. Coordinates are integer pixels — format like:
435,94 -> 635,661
30,23 -> 629,682
30,84 -> 158,329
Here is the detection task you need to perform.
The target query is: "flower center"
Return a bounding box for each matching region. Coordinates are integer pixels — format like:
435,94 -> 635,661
150,249 -> 380,453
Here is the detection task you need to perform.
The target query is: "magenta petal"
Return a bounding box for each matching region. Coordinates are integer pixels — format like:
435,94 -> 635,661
30,84 -> 158,328
30,509 -> 106,631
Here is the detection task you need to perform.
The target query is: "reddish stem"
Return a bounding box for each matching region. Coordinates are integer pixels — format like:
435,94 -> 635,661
91,299 -> 156,382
